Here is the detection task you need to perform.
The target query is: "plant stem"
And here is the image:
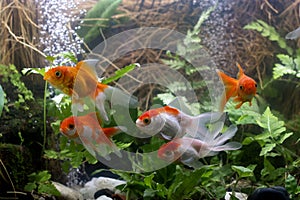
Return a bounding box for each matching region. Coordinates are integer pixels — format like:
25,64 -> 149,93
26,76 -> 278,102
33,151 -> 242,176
42,81 -> 47,157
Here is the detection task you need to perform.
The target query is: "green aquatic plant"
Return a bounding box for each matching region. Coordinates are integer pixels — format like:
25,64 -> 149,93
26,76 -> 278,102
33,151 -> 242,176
226,100 -> 299,197
160,6 -> 216,113
76,0 -> 123,43
0,64 -> 34,111
113,164 -> 235,200
244,20 -> 293,55
24,170 -> 60,196
244,19 -> 300,86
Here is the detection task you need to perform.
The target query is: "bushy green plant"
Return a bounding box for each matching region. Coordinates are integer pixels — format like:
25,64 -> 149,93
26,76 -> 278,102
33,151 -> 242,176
24,171 -> 60,196
244,20 -> 300,87
0,64 -> 34,111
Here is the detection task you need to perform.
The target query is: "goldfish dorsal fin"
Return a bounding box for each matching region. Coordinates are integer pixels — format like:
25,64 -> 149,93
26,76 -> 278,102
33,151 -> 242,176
236,62 -> 244,79
168,97 -> 193,115
76,59 -> 99,78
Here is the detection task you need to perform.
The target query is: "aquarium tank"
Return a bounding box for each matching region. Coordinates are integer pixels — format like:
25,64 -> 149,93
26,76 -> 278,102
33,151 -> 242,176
0,0 -> 299,199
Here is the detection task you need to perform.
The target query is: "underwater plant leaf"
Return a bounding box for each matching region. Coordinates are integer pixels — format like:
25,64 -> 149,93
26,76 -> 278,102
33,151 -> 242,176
278,132 -> 293,144
260,143 -> 276,156
22,67 -> 46,76
273,64 -> 296,79
285,174 -> 300,197
244,20 -> 293,55
0,85 -> 4,116
232,165 -> 256,178
102,63 -> 138,84
77,0 -> 122,43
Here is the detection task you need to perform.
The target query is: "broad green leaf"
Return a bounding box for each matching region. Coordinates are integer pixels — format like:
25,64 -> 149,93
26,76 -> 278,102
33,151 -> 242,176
242,136 -> 255,145
144,173 -> 155,188
232,165 -> 256,178
260,143 -> 276,156
38,183 -> 60,196
24,182 -> 37,192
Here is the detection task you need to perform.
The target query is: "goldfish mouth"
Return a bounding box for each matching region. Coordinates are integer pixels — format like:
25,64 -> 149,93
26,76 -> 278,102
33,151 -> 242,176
135,119 -> 144,128
43,73 -> 50,81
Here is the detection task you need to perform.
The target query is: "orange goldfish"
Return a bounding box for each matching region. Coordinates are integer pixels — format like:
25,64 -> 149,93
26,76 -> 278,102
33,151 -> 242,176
157,125 -> 241,168
60,112 -> 124,159
136,105 -> 225,140
217,63 -> 257,111
44,60 -> 137,122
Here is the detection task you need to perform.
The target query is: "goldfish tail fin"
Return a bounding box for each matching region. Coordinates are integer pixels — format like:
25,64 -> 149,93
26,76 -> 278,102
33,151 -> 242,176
186,112 -> 226,139
208,124 -> 241,152
216,69 -> 238,110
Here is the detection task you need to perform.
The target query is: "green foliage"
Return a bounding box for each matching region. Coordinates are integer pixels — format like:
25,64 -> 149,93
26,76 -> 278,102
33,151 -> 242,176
77,0 -> 122,43
24,171 -> 60,196
0,84 -> 4,116
273,53 -> 300,79
159,7 -> 215,112
244,20 -> 293,55
0,64 -> 34,111
244,19 -> 300,89
102,63 -> 139,84
242,107 -> 293,158
114,164 -> 234,200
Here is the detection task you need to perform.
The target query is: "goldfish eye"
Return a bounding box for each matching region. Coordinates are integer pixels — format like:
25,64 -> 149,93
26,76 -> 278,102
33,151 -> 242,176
239,85 -> 244,90
55,70 -> 62,78
68,124 -> 75,130
255,83 -> 257,88
143,117 -> 151,125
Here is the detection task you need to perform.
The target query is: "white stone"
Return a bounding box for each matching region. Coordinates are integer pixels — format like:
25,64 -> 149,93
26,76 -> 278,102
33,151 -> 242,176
52,181 -> 84,200
79,177 -> 126,200
225,191 -> 248,200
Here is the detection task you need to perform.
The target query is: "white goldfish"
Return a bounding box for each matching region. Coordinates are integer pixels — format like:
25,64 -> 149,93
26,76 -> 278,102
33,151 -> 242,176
157,125 -> 241,168
136,105 -> 225,140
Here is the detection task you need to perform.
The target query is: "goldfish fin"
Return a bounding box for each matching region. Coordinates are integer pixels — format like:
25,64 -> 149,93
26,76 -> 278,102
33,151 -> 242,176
79,126 -> 121,160
71,98 -> 85,112
102,126 -> 126,138
94,90 -> 110,122
168,97 -> 193,115
181,156 -> 203,169
213,125 -> 238,145
217,69 -> 238,111
285,26 -> 300,40
207,125 -> 241,153
186,112 -> 226,139
76,59 -> 99,77
236,62 -> 245,79
211,142 -> 242,152
104,86 -> 138,108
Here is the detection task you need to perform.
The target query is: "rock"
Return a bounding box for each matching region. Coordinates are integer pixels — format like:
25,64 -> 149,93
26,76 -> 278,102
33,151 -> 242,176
225,191 -> 248,200
52,182 -> 83,200
247,186 -> 290,200
96,196 -> 113,200
80,177 -> 125,200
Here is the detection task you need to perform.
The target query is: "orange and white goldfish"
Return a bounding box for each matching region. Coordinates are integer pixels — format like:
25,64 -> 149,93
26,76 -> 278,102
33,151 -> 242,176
217,63 -> 257,111
60,112 -> 124,159
136,105 -> 225,140
44,60 -> 137,122
157,125 -> 241,168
